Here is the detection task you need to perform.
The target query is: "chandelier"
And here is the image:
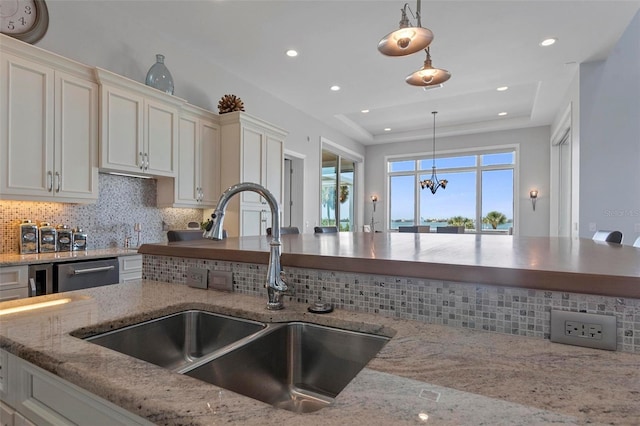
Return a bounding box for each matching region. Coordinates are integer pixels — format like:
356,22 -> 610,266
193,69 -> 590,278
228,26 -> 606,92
419,111 -> 448,194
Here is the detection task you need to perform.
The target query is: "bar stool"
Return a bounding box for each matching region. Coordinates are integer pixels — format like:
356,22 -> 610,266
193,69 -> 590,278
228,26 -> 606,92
592,230 -> 623,244
314,226 -> 338,233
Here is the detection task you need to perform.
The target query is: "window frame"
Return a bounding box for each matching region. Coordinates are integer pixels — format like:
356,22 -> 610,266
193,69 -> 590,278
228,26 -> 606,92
385,144 -> 520,234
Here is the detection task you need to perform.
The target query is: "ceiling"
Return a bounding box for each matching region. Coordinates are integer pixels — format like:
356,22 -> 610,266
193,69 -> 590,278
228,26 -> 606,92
84,1 -> 640,145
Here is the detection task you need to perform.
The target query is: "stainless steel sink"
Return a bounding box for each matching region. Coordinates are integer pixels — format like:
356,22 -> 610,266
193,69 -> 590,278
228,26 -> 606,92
183,322 -> 389,413
85,310 -> 265,371
84,312 -> 389,413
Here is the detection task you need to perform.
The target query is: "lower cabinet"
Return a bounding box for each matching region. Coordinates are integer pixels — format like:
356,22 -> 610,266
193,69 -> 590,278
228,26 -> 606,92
0,266 -> 28,302
0,350 -> 152,426
118,255 -> 143,283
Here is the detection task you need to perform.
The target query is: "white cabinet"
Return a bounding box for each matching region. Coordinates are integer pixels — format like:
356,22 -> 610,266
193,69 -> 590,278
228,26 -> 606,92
118,255 -> 142,283
1,350 -> 152,426
0,266 -> 28,302
96,68 -> 184,178
219,112 -> 287,237
157,104 -> 220,207
0,35 -> 98,203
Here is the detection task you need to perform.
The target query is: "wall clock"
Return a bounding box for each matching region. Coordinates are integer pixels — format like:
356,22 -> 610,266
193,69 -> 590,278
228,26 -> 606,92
0,0 -> 49,44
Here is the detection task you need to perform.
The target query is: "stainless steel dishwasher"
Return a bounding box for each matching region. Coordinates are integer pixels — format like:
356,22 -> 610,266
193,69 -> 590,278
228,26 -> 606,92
55,258 -> 119,292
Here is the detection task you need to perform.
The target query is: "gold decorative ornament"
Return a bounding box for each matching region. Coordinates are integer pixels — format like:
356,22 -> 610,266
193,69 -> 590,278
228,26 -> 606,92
218,94 -> 245,114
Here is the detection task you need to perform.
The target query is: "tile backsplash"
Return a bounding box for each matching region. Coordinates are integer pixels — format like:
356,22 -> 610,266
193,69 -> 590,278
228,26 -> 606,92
0,173 -> 202,254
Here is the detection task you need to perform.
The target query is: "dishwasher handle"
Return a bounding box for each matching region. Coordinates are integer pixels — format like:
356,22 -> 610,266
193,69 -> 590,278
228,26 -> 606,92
72,265 -> 115,275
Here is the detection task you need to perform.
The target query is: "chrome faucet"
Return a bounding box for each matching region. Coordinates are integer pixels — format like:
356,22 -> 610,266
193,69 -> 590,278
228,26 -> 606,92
203,182 -> 288,310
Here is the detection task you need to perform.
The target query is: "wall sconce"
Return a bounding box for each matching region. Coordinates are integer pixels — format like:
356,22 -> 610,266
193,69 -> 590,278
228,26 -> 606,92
529,190 -> 538,211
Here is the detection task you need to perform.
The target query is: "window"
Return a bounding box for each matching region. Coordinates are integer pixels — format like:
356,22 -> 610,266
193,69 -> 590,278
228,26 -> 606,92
388,149 -> 515,233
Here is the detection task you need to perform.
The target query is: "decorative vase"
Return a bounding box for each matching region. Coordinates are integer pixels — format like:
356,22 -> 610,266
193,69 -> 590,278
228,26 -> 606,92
145,54 -> 174,95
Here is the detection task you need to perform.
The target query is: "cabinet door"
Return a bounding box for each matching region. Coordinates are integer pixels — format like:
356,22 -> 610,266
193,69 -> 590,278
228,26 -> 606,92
241,207 -> 271,237
199,119 -> 220,206
264,134 -> 284,206
100,85 -> 144,173
176,114 -> 199,204
0,53 -> 54,198
145,99 -> 177,177
241,126 -> 264,204
55,71 -> 98,200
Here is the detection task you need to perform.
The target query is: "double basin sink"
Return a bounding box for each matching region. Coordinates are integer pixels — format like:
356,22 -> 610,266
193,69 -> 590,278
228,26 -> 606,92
84,310 -> 389,413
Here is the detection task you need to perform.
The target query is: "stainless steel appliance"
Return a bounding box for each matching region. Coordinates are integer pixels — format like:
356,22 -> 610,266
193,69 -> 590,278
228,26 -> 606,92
27,258 -> 119,296
28,263 -> 53,296
55,258 -> 119,292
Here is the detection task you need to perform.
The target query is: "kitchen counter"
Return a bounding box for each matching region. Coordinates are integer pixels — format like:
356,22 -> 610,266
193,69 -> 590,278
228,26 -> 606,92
138,233 -> 640,298
1,281 -> 638,425
0,247 -> 140,266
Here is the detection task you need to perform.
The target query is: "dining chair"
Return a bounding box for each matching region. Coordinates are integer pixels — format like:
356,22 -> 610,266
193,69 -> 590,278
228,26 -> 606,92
436,226 -> 465,234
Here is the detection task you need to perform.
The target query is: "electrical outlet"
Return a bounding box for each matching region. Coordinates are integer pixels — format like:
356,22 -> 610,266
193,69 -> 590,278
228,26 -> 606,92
589,223 -> 597,232
550,310 -> 617,350
186,267 -> 208,289
209,270 -> 233,292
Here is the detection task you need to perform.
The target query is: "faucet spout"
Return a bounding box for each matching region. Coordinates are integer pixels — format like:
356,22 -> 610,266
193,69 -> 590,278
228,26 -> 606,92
203,182 -> 287,310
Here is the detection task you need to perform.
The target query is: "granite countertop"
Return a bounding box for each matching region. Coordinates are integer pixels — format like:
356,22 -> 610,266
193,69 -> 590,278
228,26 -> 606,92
0,247 -> 141,266
1,281 -> 638,425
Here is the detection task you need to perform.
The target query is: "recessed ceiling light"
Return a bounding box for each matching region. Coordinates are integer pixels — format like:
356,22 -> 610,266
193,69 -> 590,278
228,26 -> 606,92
540,38 -> 557,47
330,85 -> 341,91
384,128 -> 391,132
496,86 -> 509,91
286,49 -> 298,57
361,109 -> 370,113
498,112 -> 508,116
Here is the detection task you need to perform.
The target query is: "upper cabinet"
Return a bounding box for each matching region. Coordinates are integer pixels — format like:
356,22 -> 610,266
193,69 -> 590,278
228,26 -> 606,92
219,112 -> 287,237
95,68 -> 185,178
157,104 -> 221,208
0,35 -> 99,203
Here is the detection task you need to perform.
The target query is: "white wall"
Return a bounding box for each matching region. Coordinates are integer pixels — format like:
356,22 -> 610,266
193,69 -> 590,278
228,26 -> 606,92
35,1 -> 365,234
365,126 -> 551,237
577,10 -> 640,244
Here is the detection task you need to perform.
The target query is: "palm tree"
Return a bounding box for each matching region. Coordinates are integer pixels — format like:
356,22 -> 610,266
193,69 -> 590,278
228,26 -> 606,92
448,216 -> 475,229
483,211 -> 508,230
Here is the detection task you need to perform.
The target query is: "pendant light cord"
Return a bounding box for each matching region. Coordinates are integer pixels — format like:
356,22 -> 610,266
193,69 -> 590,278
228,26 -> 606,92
432,111 -> 437,168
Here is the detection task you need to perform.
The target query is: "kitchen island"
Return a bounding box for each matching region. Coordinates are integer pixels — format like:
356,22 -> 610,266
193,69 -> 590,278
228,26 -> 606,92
0,281 -> 639,425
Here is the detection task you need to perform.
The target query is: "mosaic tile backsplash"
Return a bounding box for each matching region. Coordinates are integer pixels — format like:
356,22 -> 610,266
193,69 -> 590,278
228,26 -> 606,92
0,173 -> 202,254
143,254 -> 640,354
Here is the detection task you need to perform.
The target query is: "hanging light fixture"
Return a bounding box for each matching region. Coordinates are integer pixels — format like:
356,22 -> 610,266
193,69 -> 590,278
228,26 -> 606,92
419,111 -> 448,194
377,1 -> 433,56
406,47 -> 451,87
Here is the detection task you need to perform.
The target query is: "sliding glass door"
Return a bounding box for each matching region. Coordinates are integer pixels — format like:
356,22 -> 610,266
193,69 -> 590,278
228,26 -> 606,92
321,150 -> 355,231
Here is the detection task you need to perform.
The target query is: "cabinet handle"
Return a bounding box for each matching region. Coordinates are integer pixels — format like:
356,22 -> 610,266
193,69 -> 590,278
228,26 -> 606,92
47,171 -> 53,192
139,152 -> 144,170
55,172 -> 61,192
143,152 -> 149,170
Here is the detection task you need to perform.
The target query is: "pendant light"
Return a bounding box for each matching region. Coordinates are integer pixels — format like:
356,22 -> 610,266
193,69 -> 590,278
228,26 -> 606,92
406,47 -> 451,87
377,1 -> 433,56
419,111 -> 448,194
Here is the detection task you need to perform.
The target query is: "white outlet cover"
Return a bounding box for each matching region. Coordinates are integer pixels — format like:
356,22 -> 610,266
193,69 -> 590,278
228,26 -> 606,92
550,310 -> 617,351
